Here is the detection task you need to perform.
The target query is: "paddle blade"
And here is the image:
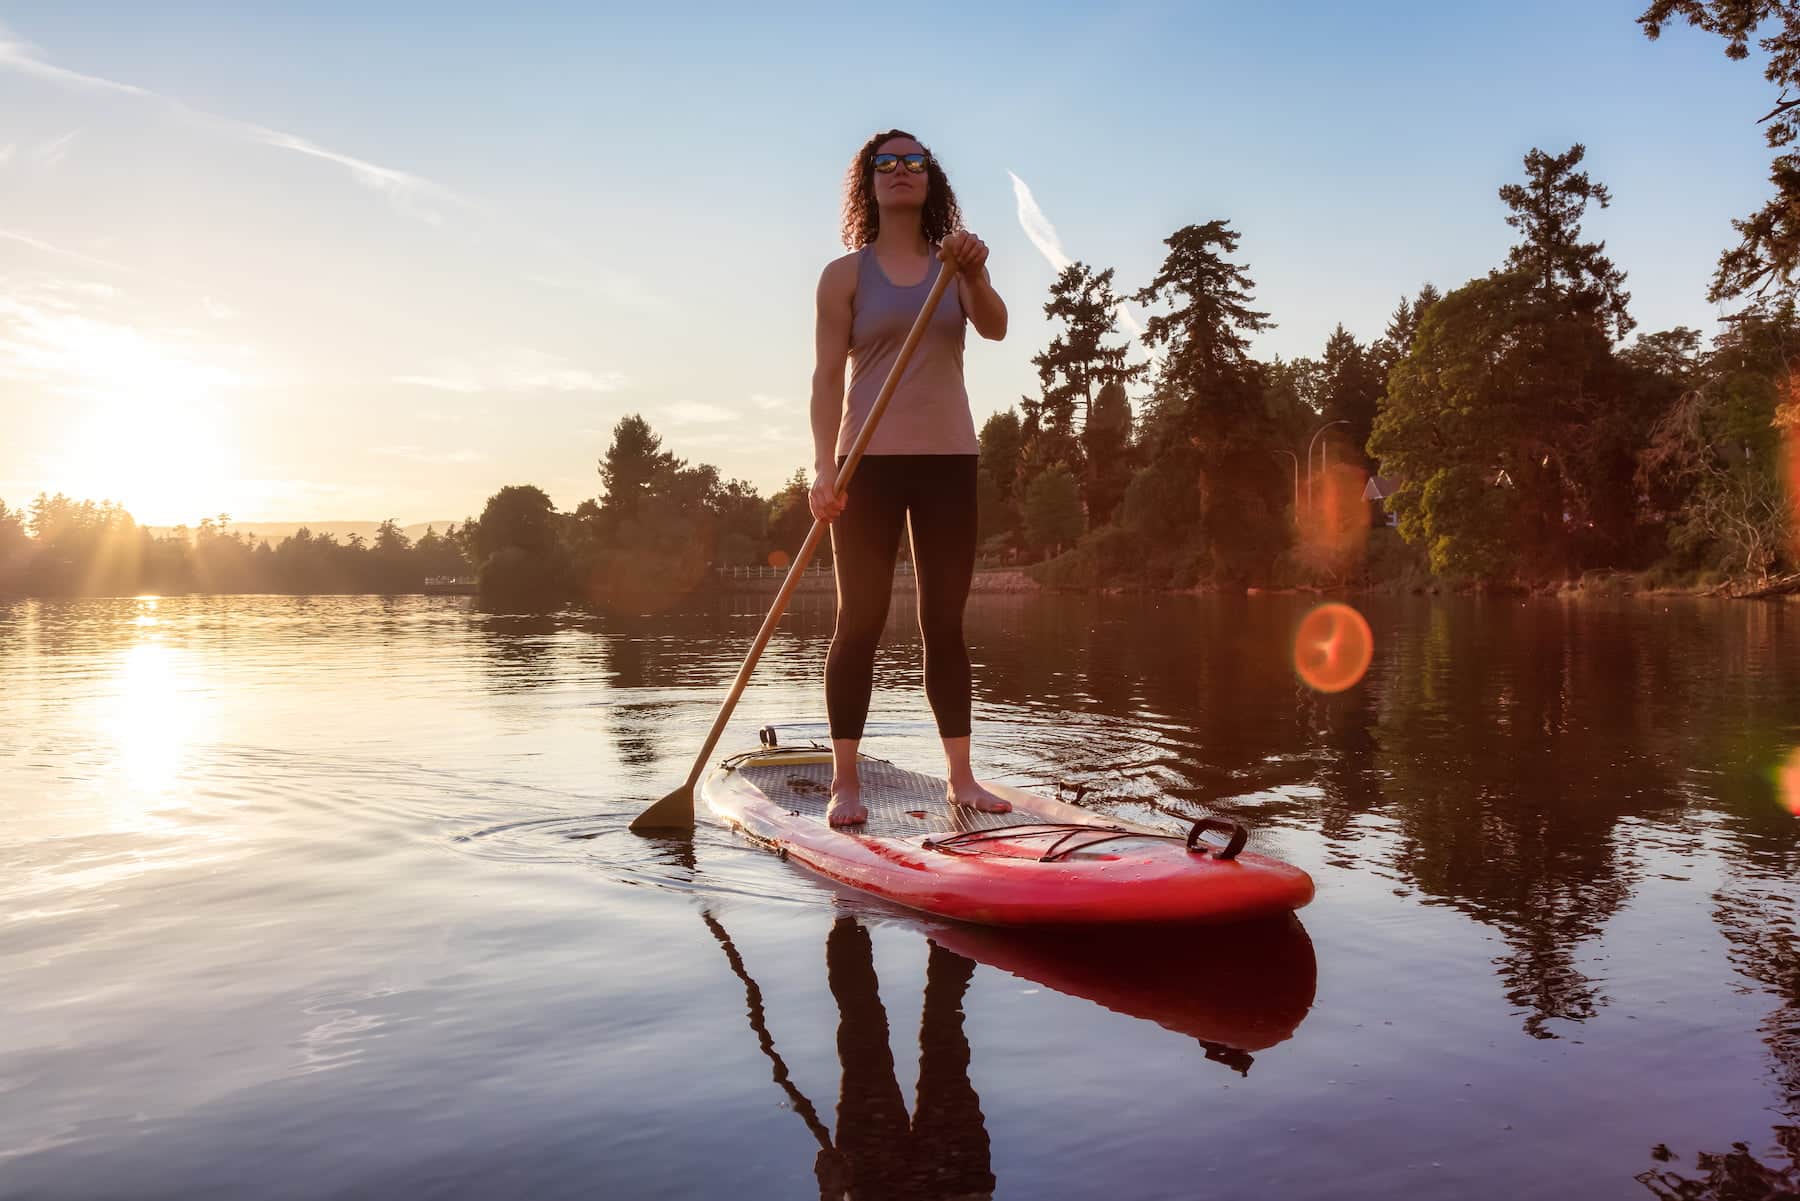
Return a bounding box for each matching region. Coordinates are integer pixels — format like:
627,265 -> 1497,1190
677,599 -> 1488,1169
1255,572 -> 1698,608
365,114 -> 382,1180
630,783 -> 697,834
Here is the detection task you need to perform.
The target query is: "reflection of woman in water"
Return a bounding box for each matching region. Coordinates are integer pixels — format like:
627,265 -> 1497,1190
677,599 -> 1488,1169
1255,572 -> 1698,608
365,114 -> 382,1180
706,908 -> 1316,1198
703,911 -> 993,1200
817,917 -> 994,1201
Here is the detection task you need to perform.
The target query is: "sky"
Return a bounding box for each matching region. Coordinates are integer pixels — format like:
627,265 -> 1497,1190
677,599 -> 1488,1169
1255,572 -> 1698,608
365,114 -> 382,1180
0,1 -> 1778,525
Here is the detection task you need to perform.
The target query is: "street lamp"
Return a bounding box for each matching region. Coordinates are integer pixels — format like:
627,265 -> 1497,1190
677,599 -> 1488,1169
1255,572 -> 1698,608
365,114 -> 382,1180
1306,419 -> 1350,513
1274,449 -> 1299,521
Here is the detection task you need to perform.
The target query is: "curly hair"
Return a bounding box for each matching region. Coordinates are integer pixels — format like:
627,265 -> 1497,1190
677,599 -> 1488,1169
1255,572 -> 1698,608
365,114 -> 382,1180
839,128 -> 962,250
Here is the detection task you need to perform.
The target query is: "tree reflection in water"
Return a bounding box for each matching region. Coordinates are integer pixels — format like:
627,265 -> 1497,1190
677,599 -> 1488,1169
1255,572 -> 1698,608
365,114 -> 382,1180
1639,788 -> 1800,1200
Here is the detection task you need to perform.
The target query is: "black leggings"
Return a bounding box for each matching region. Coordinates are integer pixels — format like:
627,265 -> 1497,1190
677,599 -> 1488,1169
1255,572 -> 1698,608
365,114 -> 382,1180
825,454 -> 978,741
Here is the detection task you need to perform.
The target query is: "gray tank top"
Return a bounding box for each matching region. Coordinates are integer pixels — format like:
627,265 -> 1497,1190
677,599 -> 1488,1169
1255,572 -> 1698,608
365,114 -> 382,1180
836,244 -> 979,457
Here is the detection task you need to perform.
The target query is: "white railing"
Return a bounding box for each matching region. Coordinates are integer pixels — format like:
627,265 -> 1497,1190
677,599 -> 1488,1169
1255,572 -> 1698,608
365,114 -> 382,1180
712,561 -> 919,581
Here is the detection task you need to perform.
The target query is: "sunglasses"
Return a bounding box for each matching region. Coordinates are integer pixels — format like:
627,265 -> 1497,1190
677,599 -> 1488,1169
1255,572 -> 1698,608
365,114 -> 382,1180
872,153 -> 929,175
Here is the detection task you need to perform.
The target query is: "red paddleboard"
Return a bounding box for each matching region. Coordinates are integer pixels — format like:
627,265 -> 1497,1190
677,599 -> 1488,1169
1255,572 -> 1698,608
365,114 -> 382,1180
700,744 -> 1315,927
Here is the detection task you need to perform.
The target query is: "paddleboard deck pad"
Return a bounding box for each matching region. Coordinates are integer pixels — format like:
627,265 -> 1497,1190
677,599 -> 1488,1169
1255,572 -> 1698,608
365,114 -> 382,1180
702,744 -> 1315,926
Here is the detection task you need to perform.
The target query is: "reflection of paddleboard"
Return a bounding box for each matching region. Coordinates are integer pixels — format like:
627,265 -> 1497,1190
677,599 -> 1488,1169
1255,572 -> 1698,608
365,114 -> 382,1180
701,744 -> 1315,926
927,915 -> 1317,1063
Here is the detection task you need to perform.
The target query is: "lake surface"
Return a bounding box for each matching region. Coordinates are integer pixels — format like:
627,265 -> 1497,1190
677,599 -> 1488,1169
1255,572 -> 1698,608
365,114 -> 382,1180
3,591 -> 1798,1200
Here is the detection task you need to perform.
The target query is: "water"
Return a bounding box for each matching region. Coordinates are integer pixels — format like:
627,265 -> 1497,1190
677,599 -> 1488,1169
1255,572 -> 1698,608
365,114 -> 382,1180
2,592 -> 1797,1199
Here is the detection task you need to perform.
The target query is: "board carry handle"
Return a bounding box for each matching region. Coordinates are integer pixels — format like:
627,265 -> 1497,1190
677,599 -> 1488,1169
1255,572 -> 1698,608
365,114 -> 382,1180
1186,817 -> 1247,860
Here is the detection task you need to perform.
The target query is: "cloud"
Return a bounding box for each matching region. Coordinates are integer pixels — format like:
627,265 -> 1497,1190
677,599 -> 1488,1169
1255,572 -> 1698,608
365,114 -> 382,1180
238,125 -> 454,226
37,277 -> 121,305
750,392 -> 793,411
663,400 -> 737,424
34,129 -> 76,168
1009,171 -> 1073,274
0,227 -> 132,275
0,22 -> 458,223
202,296 -> 237,321
0,143 -> 14,166
1008,170 -> 1145,342
0,291 -> 254,400
395,347 -> 625,394
0,26 -> 149,97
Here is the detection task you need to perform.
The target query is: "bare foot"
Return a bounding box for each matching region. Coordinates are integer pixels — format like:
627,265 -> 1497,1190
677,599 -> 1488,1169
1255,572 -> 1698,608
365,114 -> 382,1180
827,779 -> 867,827
946,780 -> 1011,813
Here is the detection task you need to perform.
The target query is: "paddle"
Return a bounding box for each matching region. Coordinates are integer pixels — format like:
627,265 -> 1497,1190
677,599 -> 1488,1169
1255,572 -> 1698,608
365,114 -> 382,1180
630,254 -> 961,833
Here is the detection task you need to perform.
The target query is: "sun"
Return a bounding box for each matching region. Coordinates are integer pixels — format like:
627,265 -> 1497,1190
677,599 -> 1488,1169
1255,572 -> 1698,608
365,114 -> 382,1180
61,400 -> 238,527
46,327 -> 245,527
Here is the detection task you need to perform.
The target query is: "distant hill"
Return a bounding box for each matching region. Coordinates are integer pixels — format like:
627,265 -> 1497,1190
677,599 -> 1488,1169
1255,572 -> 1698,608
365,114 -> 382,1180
144,521 -> 463,544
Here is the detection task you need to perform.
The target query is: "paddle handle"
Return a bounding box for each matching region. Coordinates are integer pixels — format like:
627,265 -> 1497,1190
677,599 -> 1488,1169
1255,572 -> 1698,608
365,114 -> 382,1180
678,259 -> 960,788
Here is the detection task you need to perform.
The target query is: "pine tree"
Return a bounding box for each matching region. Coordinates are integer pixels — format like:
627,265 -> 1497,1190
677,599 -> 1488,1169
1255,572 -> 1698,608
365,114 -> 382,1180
1318,325 -> 1383,466
1498,144 -> 1634,340
1129,220 -> 1285,578
1022,263 -> 1146,500
1131,220 -> 1272,452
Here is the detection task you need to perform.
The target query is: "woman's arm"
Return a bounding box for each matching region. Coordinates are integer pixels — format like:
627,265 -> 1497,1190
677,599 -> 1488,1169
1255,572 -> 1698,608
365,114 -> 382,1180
808,255 -> 856,522
943,231 -> 1006,341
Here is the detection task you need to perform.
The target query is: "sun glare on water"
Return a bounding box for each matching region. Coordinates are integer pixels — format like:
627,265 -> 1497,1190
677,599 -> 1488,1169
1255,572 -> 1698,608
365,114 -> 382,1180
88,599 -> 219,831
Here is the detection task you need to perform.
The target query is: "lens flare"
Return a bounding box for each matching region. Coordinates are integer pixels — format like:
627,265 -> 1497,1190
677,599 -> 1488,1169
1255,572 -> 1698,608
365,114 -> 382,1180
1781,401 -> 1799,561
1295,462 -> 1371,575
1293,603 -> 1374,693
767,549 -> 791,570
1778,748 -> 1800,816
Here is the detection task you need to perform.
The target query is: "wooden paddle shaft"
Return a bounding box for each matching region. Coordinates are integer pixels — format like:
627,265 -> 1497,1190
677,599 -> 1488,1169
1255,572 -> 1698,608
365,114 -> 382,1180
675,259 -> 961,790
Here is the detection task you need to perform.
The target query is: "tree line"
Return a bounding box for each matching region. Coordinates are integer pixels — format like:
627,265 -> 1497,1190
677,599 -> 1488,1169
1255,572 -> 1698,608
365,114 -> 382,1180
982,136 -> 1799,591
0,496 -> 472,596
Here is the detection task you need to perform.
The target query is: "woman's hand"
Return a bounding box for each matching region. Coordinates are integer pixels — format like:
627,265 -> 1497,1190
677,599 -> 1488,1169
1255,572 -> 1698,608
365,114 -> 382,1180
939,230 -> 989,278
809,465 -> 846,523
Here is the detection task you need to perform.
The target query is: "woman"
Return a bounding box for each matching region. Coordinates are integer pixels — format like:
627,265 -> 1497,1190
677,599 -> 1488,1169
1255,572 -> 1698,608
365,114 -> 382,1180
808,128 -> 1011,827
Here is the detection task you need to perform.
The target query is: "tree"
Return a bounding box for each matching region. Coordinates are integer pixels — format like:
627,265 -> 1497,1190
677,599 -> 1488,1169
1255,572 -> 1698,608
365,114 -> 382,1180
0,500 -> 28,590
1317,325 -> 1383,465
1132,221 -> 1272,448
1024,263 -> 1147,499
1370,272 -> 1569,579
1370,284 -> 1442,393
1023,465 -> 1084,556
1033,264 -> 1146,426
414,525 -> 472,579
370,518 -> 414,593
579,415 -> 742,603
1637,306 -> 1798,578
712,477 -> 770,567
1081,381 -> 1136,526
976,410 -> 1025,548
475,485 -> 560,562
978,409 -> 1024,506
599,414 -> 678,518
475,485 -> 569,608
765,470 -> 818,563
1371,145 -> 1646,578
1498,144 -> 1634,340
1263,355 -> 1323,469
1130,220 -> 1284,577
1641,1 -> 1800,300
